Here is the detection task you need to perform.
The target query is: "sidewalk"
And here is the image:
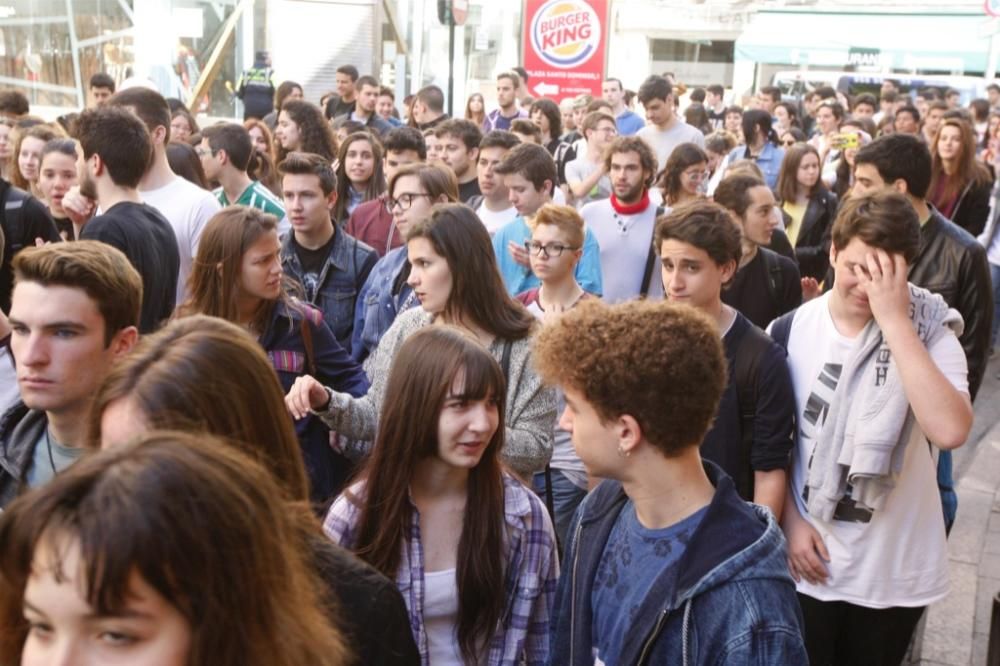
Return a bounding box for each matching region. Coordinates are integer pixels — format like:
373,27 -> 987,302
916,416 -> 1000,665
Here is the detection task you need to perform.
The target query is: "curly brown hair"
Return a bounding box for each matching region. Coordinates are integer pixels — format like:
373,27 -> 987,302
533,299 -> 726,456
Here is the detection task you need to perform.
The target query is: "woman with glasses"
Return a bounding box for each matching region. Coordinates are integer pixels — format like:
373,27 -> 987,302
350,163 -> 458,363
287,203 -> 556,479
515,203 -> 593,544
659,142 -> 709,210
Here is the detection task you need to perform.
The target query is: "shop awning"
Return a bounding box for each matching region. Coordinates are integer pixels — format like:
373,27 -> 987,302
735,10 -> 993,73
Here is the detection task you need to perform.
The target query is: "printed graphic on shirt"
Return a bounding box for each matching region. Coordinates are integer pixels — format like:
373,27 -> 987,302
800,361 -> 874,524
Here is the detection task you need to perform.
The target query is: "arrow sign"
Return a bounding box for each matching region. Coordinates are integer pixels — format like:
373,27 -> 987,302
534,82 -> 560,97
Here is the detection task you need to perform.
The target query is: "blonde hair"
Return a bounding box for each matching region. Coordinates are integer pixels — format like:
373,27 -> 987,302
529,204 -> 585,248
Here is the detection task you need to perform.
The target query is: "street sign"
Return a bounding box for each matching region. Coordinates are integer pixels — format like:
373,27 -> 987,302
522,0 -> 609,102
452,0 -> 468,26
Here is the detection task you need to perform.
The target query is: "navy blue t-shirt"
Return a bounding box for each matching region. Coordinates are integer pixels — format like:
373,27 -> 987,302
591,501 -> 708,665
700,310 -> 795,500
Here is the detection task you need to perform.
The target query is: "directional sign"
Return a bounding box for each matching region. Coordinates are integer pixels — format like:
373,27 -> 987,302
522,0 -> 609,102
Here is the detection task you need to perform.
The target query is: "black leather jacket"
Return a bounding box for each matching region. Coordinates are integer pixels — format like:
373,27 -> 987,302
908,207 -> 993,400
793,189 -> 839,281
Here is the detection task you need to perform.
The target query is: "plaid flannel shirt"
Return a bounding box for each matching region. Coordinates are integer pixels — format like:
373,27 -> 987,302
323,473 -> 559,665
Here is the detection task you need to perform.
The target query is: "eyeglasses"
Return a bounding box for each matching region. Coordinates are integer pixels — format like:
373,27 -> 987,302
524,241 -> 577,258
682,169 -> 711,182
195,147 -> 216,158
386,192 -> 433,212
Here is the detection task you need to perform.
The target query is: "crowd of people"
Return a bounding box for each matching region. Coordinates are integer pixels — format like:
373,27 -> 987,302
0,63 -> 993,665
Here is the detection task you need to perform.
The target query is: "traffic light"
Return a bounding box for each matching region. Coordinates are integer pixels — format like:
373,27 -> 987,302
437,0 -> 452,25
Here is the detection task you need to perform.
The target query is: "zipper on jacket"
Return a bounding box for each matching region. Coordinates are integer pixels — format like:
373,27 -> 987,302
637,609 -> 670,665
569,517 -> 584,664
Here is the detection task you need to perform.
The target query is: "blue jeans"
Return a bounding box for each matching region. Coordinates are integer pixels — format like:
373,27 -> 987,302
533,469 -> 588,547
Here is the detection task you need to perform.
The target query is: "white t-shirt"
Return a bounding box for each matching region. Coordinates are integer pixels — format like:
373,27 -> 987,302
476,202 -> 518,235
637,120 -> 705,172
141,177 -> 221,303
424,568 -> 463,665
580,199 -> 664,303
774,293 -> 968,608
0,345 -> 18,415
565,157 -> 611,209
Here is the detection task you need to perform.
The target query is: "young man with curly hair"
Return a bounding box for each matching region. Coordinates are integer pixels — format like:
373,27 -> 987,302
536,299 -> 806,665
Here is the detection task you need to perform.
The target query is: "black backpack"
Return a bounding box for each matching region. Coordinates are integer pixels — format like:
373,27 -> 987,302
759,248 -> 785,313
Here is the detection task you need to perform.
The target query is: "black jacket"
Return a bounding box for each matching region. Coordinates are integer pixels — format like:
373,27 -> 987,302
0,179 -> 60,313
950,178 -> 992,237
309,534 -> 419,665
0,401 -> 48,509
792,189 -> 839,281
908,208 -> 993,400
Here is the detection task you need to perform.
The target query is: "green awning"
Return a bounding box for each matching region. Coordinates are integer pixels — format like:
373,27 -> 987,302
735,10 -> 993,73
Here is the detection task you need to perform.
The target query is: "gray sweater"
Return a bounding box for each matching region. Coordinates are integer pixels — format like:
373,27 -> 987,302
317,308 -> 556,475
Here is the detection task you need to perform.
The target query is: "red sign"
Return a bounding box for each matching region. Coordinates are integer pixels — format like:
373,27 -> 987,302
522,0 -> 609,102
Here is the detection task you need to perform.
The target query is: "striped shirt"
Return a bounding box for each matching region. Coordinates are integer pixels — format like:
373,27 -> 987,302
214,181 -> 285,217
324,474 -> 559,665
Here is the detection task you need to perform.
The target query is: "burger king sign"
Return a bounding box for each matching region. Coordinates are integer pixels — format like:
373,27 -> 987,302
522,0 -> 609,101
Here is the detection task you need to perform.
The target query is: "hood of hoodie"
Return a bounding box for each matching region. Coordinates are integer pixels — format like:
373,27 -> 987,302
575,461 -> 789,612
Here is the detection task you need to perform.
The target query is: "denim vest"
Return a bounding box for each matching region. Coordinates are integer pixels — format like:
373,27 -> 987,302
726,142 -> 786,191
349,246 -> 418,364
281,229 -> 378,353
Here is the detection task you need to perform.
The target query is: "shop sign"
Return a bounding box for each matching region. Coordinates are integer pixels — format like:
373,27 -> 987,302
522,0 -> 609,101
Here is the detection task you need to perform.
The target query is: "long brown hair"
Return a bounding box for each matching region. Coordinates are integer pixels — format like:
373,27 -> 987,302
777,142 -> 825,203
0,432 -> 349,666
659,142 -> 708,205
85,315 -> 309,501
348,326 -> 507,663
278,99 -> 338,163
929,118 -> 992,207
10,123 -> 63,190
333,132 -> 386,223
406,203 -> 535,340
180,206 -> 291,332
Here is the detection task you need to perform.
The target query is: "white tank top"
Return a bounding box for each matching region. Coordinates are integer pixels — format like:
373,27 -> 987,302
424,568 -> 464,665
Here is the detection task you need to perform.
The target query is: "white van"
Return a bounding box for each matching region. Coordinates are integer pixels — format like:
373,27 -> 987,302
770,70 -> 990,104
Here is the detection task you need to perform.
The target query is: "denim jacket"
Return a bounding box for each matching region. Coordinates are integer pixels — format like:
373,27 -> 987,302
548,462 -> 806,666
349,245 -> 418,363
258,300 -> 369,506
726,142 -> 786,192
281,229 -> 378,353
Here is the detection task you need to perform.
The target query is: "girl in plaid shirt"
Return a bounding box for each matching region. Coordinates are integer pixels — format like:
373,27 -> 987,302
323,326 -> 559,665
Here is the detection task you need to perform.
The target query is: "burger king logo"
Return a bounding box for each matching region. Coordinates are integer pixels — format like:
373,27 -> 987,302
530,0 -> 601,69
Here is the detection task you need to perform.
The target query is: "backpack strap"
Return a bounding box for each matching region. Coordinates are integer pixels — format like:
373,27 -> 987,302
639,206 -> 666,298
759,248 -> 784,312
2,187 -> 28,254
768,307 -> 797,351
732,324 -> 775,501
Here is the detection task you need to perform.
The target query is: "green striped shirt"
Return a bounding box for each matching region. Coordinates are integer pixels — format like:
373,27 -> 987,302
215,181 -> 285,217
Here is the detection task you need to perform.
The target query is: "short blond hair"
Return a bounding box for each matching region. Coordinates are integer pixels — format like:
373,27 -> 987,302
529,204 -> 584,248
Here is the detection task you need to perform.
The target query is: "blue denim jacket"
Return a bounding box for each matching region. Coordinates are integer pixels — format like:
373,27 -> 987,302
548,462 -> 806,666
726,142 -> 786,192
349,246 -> 419,363
258,300 -> 369,506
281,229 -> 378,353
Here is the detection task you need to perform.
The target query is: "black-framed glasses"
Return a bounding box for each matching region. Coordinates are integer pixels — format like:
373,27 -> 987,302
386,192 -> 433,212
524,241 -> 577,258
